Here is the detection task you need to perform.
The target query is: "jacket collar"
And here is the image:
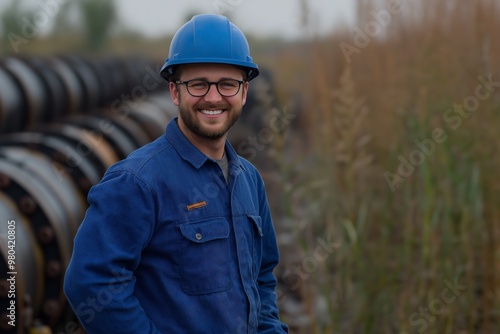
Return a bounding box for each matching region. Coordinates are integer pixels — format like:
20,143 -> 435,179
165,117 -> 246,172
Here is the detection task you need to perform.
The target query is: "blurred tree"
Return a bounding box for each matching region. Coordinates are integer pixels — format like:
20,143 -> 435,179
1,1 -> 21,36
0,0 -> 20,52
50,1 -> 80,37
78,0 -> 118,50
299,0 -> 310,37
1,0 -> 35,54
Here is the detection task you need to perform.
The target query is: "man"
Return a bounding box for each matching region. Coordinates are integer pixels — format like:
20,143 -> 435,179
64,14 -> 288,334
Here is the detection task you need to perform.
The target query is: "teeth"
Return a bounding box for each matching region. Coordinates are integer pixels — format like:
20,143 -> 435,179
200,109 -> 223,115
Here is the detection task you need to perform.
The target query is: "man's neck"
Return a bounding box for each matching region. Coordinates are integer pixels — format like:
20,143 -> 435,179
177,119 -> 226,160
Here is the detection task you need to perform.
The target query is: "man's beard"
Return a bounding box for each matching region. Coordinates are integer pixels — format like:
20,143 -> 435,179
178,102 -> 241,140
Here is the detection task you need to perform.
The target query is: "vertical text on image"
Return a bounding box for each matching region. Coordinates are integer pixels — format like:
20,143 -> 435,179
6,219 -> 17,327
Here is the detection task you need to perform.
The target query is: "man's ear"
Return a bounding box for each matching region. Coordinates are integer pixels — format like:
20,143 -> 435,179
170,82 -> 180,106
241,81 -> 249,106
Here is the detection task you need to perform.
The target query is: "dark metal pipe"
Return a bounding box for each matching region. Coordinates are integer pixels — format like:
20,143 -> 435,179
0,193 -> 45,333
0,66 -> 26,133
0,57 -> 47,131
0,54 -> 178,333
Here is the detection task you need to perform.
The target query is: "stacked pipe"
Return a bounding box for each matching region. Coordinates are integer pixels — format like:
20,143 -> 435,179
0,54 -> 177,333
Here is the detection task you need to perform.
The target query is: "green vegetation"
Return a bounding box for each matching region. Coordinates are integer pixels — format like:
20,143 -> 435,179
263,0 -> 500,332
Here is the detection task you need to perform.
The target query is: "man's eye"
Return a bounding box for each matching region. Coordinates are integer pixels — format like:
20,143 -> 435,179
219,81 -> 238,88
189,81 -> 208,89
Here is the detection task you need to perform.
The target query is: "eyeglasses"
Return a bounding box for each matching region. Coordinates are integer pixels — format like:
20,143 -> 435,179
175,79 -> 245,97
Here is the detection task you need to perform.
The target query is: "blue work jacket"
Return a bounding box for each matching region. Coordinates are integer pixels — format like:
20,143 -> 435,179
64,117 -> 288,334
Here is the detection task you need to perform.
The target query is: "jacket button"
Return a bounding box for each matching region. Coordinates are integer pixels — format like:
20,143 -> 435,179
195,233 -> 202,240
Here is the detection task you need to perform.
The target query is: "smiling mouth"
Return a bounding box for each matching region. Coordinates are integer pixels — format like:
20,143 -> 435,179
200,109 -> 224,116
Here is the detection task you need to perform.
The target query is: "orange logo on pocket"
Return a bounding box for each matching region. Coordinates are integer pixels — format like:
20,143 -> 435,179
187,201 -> 207,211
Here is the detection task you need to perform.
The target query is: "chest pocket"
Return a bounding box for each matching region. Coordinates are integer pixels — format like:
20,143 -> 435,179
178,218 -> 231,295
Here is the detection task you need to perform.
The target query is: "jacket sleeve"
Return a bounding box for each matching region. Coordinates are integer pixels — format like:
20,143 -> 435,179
64,170 -> 161,334
256,176 -> 289,334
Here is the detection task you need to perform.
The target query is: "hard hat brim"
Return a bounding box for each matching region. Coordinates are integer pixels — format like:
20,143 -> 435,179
160,58 -> 259,82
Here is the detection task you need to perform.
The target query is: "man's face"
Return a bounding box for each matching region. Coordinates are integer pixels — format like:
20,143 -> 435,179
170,63 -> 249,141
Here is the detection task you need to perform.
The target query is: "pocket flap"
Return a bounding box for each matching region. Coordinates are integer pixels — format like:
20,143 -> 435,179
247,214 -> 263,236
179,218 -> 229,243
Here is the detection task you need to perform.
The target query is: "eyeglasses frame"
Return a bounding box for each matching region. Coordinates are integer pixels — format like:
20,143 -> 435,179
175,78 -> 246,97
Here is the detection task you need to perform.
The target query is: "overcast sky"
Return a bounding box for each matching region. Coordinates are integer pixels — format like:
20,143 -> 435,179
117,0 -> 356,39
0,0 -> 356,40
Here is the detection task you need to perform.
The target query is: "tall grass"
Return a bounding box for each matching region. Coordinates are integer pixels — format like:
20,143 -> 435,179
265,0 -> 500,332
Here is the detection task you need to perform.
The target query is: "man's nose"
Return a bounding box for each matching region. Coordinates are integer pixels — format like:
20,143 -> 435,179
203,84 -> 223,102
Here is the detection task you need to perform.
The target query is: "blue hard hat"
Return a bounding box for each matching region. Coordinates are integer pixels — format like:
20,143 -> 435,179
160,14 -> 259,82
